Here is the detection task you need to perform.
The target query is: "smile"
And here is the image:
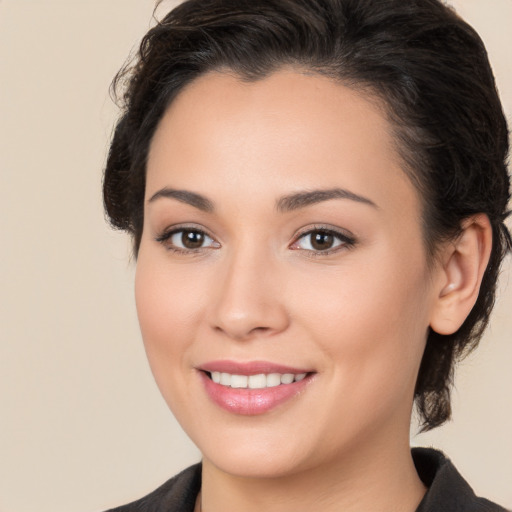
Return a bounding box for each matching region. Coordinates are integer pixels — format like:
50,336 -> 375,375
198,361 -> 314,415
209,371 -> 307,389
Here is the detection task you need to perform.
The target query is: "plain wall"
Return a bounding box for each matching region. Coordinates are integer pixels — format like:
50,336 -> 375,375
0,1 -> 510,511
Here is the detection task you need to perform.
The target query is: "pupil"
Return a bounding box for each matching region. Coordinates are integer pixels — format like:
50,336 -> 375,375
312,232 -> 333,250
182,231 -> 204,249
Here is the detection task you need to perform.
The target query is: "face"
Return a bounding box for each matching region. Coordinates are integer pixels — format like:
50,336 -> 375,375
136,70 -> 441,478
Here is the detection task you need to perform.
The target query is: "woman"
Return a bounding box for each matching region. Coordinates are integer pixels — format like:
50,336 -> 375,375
103,0 -> 511,510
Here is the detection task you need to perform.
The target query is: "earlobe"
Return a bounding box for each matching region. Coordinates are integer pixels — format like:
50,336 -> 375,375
430,214 -> 492,335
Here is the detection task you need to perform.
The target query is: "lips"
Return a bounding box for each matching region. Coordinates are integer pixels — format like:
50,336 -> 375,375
198,360 -> 314,415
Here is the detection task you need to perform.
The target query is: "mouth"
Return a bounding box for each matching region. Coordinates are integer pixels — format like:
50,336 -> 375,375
206,371 -> 308,389
198,361 -> 315,415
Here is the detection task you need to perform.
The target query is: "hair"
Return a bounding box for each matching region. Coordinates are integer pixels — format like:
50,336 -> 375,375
103,0 -> 511,431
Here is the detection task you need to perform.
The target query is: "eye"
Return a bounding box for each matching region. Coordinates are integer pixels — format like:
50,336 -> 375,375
290,228 -> 354,253
156,227 -> 220,252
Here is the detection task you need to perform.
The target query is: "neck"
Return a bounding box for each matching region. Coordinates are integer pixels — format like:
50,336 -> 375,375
199,430 -> 426,512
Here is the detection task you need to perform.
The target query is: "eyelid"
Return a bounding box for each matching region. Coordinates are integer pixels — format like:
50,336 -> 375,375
155,223 -> 221,252
289,225 -> 356,254
153,223 -> 355,255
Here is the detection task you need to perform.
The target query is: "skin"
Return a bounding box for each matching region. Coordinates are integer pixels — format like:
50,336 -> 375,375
135,70 -> 491,512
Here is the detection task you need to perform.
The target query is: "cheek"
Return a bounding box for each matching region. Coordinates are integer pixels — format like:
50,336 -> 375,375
289,253 -> 431,401
292,256 -> 429,338
134,251 -> 208,387
135,248 -> 208,329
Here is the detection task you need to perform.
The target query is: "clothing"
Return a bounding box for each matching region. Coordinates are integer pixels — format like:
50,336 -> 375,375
413,448 -> 508,512
105,448 -> 508,512
105,463 -> 201,512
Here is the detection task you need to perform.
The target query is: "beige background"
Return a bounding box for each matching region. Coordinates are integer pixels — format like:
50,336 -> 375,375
0,1 -> 511,511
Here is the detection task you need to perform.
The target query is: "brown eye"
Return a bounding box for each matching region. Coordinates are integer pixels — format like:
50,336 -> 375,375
158,228 -> 220,252
310,232 -> 335,250
181,230 -> 205,249
291,228 -> 354,253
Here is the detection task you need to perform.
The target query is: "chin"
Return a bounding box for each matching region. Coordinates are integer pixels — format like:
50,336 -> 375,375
203,447 -> 310,479
186,421 -> 312,479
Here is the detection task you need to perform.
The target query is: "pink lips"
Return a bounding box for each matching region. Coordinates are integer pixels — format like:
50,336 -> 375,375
198,360 -> 314,415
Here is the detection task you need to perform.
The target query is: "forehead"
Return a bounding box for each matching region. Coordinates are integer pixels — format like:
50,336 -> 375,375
151,69 -> 394,164
146,69 -> 418,221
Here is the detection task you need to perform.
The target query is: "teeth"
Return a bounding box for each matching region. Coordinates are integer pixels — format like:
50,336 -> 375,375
280,373 -> 294,384
208,371 -> 308,389
266,373 -> 281,387
248,374 -> 267,389
231,375 -> 248,388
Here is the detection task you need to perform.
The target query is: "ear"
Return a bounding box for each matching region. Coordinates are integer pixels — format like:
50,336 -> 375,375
429,214 -> 492,335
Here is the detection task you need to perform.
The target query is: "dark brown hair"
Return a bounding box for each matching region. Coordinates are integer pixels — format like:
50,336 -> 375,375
104,0 -> 511,430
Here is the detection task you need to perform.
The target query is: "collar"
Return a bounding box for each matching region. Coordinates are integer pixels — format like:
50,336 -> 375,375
413,448 -> 507,511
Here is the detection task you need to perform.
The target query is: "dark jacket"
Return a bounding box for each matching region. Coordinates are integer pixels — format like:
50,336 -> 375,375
105,448 -> 508,511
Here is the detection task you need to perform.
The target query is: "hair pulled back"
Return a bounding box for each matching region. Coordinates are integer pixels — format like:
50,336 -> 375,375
104,0 -> 511,430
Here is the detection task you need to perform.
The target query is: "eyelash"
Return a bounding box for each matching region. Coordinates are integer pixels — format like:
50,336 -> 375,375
155,225 -> 219,255
155,225 -> 356,256
290,226 -> 356,256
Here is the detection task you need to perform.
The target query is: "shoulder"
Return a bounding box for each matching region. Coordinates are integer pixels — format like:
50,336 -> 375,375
413,448 -> 509,512
103,463 -> 201,512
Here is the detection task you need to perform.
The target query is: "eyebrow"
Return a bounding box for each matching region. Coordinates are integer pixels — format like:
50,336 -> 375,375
276,188 -> 378,212
147,186 -> 378,213
148,187 -> 214,212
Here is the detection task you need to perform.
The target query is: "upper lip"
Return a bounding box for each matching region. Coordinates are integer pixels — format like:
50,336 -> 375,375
198,360 -> 314,376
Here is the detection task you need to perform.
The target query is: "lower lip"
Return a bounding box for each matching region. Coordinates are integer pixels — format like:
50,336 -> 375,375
200,372 -> 312,415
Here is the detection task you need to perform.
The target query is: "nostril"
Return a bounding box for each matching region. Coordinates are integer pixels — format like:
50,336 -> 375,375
251,326 -> 272,334
213,323 -> 275,341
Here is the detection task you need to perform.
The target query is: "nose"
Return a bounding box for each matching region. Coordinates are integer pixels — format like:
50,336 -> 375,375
209,245 -> 289,341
